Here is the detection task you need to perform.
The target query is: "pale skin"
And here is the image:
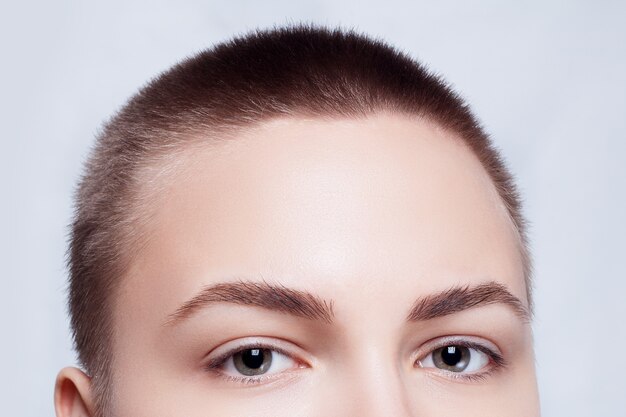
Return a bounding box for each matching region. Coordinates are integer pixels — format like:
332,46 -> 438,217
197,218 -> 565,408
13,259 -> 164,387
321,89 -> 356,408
55,113 -> 540,416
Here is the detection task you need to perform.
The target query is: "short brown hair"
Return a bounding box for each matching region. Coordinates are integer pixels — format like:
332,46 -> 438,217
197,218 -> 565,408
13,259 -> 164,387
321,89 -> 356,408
68,24 -> 532,413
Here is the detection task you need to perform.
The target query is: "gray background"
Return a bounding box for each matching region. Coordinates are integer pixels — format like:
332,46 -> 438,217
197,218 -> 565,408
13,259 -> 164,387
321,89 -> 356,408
1,1 -> 625,416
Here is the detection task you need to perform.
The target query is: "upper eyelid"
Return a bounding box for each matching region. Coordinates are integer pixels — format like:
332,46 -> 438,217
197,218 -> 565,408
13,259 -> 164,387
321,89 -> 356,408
205,335 -> 502,360
414,335 -> 502,358
205,336 -> 298,357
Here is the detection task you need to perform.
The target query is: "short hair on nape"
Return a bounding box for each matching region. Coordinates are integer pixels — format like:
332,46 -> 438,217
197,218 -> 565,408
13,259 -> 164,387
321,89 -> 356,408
67,24 -> 532,415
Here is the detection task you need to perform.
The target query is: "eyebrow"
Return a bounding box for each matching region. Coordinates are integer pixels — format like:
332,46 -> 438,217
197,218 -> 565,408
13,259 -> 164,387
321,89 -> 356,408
164,280 -> 335,325
164,279 -> 530,326
406,281 -> 531,324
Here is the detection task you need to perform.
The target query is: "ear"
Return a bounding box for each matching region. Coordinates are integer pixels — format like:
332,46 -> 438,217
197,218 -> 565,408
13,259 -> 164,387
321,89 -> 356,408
54,367 -> 96,417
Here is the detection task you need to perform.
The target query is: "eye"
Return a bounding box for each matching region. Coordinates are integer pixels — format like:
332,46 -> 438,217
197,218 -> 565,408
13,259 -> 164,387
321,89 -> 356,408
416,339 -> 506,381
204,339 -> 307,385
222,347 -> 296,377
419,344 -> 488,372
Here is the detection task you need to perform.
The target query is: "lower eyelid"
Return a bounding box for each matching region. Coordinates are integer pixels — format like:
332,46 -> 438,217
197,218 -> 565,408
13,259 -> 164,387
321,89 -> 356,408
433,368 -> 495,384
210,362 -> 308,388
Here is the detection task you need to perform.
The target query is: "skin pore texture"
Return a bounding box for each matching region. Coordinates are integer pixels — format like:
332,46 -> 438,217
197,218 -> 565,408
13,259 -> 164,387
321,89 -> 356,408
55,113 -> 540,416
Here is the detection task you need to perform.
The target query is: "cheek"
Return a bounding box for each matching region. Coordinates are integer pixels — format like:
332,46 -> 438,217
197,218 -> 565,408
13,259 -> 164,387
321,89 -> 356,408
402,349 -> 540,416
110,366 -> 314,417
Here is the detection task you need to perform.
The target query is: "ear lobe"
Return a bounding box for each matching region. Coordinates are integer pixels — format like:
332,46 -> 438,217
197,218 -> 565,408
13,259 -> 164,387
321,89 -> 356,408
54,367 -> 95,417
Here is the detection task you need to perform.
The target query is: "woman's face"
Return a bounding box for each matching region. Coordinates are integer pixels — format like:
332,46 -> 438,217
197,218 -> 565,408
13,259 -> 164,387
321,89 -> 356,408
112,114 -> 540,416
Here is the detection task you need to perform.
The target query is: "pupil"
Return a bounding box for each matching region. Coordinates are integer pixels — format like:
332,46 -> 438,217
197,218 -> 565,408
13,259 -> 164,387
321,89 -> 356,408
242,348 -> 265,369
441,346 -> 463,366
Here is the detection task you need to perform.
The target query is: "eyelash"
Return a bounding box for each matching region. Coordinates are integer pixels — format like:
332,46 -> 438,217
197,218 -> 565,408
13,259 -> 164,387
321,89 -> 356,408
416,339 -> 508,383
204,339 -> 507,385
204,342 -> 303,385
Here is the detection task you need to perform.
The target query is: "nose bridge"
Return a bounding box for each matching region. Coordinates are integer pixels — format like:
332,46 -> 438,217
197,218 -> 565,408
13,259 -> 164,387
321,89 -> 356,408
331,341 -> 414,417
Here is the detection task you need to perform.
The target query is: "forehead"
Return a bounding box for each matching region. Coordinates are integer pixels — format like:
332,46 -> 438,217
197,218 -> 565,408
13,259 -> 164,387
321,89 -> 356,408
120,113 -> 525,327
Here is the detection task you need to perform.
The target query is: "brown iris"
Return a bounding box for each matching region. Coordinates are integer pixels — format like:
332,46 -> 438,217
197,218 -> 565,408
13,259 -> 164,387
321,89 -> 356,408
432,345 -> 471,372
